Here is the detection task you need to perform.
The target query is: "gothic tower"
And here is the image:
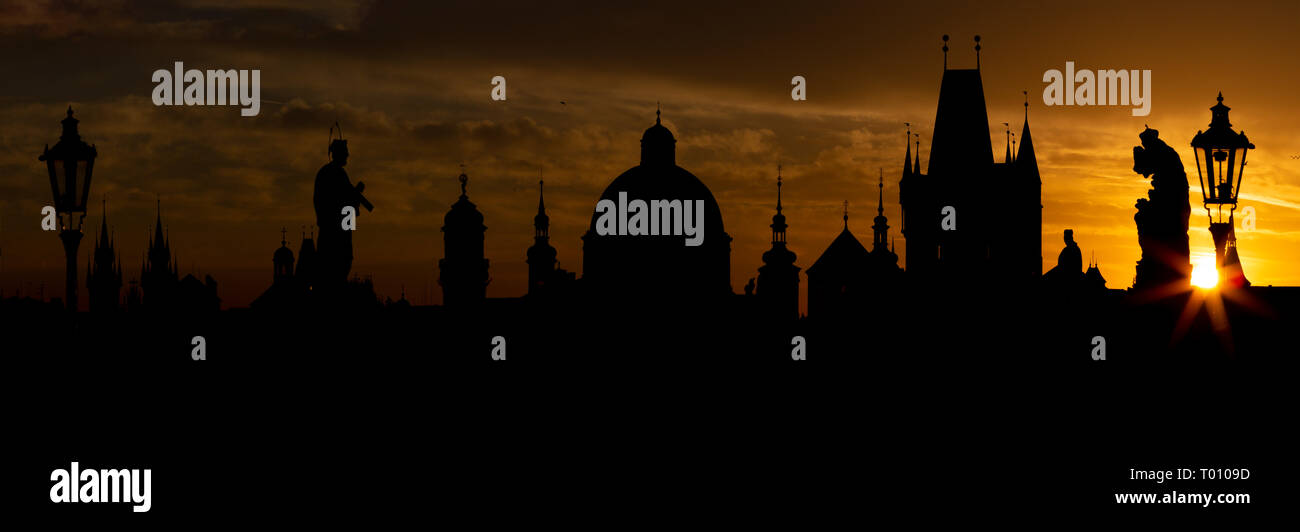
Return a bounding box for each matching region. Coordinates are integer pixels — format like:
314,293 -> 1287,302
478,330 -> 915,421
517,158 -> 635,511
141,199 -> 178,309
87,199 -> 122,312
755,168 -> 800,321
439,171 -> 489,308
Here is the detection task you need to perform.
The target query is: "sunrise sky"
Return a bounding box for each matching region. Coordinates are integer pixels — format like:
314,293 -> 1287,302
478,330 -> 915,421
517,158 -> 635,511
2,0 -> 1298,311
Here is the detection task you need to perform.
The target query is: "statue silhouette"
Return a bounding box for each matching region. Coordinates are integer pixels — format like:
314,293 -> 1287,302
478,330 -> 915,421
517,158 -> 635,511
1043,229 -> 1082,285
314,132 -> 372,296
1131,127 -> 1191,290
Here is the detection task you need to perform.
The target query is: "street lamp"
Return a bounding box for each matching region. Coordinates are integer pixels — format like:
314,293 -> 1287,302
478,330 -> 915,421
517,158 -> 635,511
1191,93 -> 1252,288
39,106 -> 97,310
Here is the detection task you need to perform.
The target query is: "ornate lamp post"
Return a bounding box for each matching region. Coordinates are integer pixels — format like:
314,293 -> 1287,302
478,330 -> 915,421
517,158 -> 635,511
1191,93 -> 1252,288
39,106 -> 97,310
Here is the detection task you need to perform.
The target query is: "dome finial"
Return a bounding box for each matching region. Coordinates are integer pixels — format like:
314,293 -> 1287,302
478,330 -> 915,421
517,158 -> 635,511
974,35 -> 981,70
656,102 -> 661,124
776,164 -> 783,212
843,200 -> 849,229
942,34 -> 949,70
458,164 -> 468,197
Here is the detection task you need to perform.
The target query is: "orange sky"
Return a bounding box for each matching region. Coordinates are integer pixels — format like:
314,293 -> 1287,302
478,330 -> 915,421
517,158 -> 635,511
1,1 -> 1298,312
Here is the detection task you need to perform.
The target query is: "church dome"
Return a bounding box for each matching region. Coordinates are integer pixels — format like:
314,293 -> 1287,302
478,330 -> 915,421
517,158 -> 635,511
273,244 -> 294,264
582,111 -> 732,298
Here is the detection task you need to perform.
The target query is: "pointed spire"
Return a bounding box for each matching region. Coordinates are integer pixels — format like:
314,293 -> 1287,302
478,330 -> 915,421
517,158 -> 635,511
872,169 -> 890,252
534,176 -> 550,237
914,134 -> 921,175
1003,122 -> 1011,164
1018,103 -> 1039,183
1011,132 -> 1016,164
974,35 -> 981,70
537,168 -> 546,213
877,169 -> 885,217
903,123 -> 913,179
769,165 -> 788,244
153,196 -> 165,246
99,195 -> 109,243
776,164 -> 783,213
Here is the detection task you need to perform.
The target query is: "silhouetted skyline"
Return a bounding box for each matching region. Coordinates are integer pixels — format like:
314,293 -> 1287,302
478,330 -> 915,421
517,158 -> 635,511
3,1 -> 1300,313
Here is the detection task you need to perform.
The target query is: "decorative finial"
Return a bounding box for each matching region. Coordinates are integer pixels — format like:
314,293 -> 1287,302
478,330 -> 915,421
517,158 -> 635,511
843,200 -> 849,228
942,35 -> 949,69
67,105 -> 74,117
877,168 -> 885,216
656,102 -> 661,124
458,171 -> 468,196
776,164 -> 783,212
974,35 -> 981,70
1217,91 -> 1224,104
1023,89 -> 1029,118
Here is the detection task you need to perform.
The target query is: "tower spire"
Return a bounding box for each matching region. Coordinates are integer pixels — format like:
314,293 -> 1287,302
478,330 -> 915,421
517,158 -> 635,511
770,166 -> 788,244
877,169 -> 885,217
533,175 -> 550,238
974,35 -> 982,70
872,169 -> 890,252
776,164 -> 783,213
1003,122 -> 1011,164
914,134 -> 921,175
903,123 -> 913,179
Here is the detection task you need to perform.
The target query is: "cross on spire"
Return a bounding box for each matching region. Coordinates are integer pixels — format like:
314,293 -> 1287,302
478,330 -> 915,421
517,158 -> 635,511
776,164 -> 783,213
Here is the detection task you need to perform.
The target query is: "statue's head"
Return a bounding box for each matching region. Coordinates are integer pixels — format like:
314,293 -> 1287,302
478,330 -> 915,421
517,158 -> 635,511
1139,126 -> 1160,149
1064,229 -> 1075,244
329,139 -> 349,166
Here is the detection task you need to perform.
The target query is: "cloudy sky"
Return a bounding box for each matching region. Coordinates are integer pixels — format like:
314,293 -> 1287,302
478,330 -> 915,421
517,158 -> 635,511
2,0 -> 1298,310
